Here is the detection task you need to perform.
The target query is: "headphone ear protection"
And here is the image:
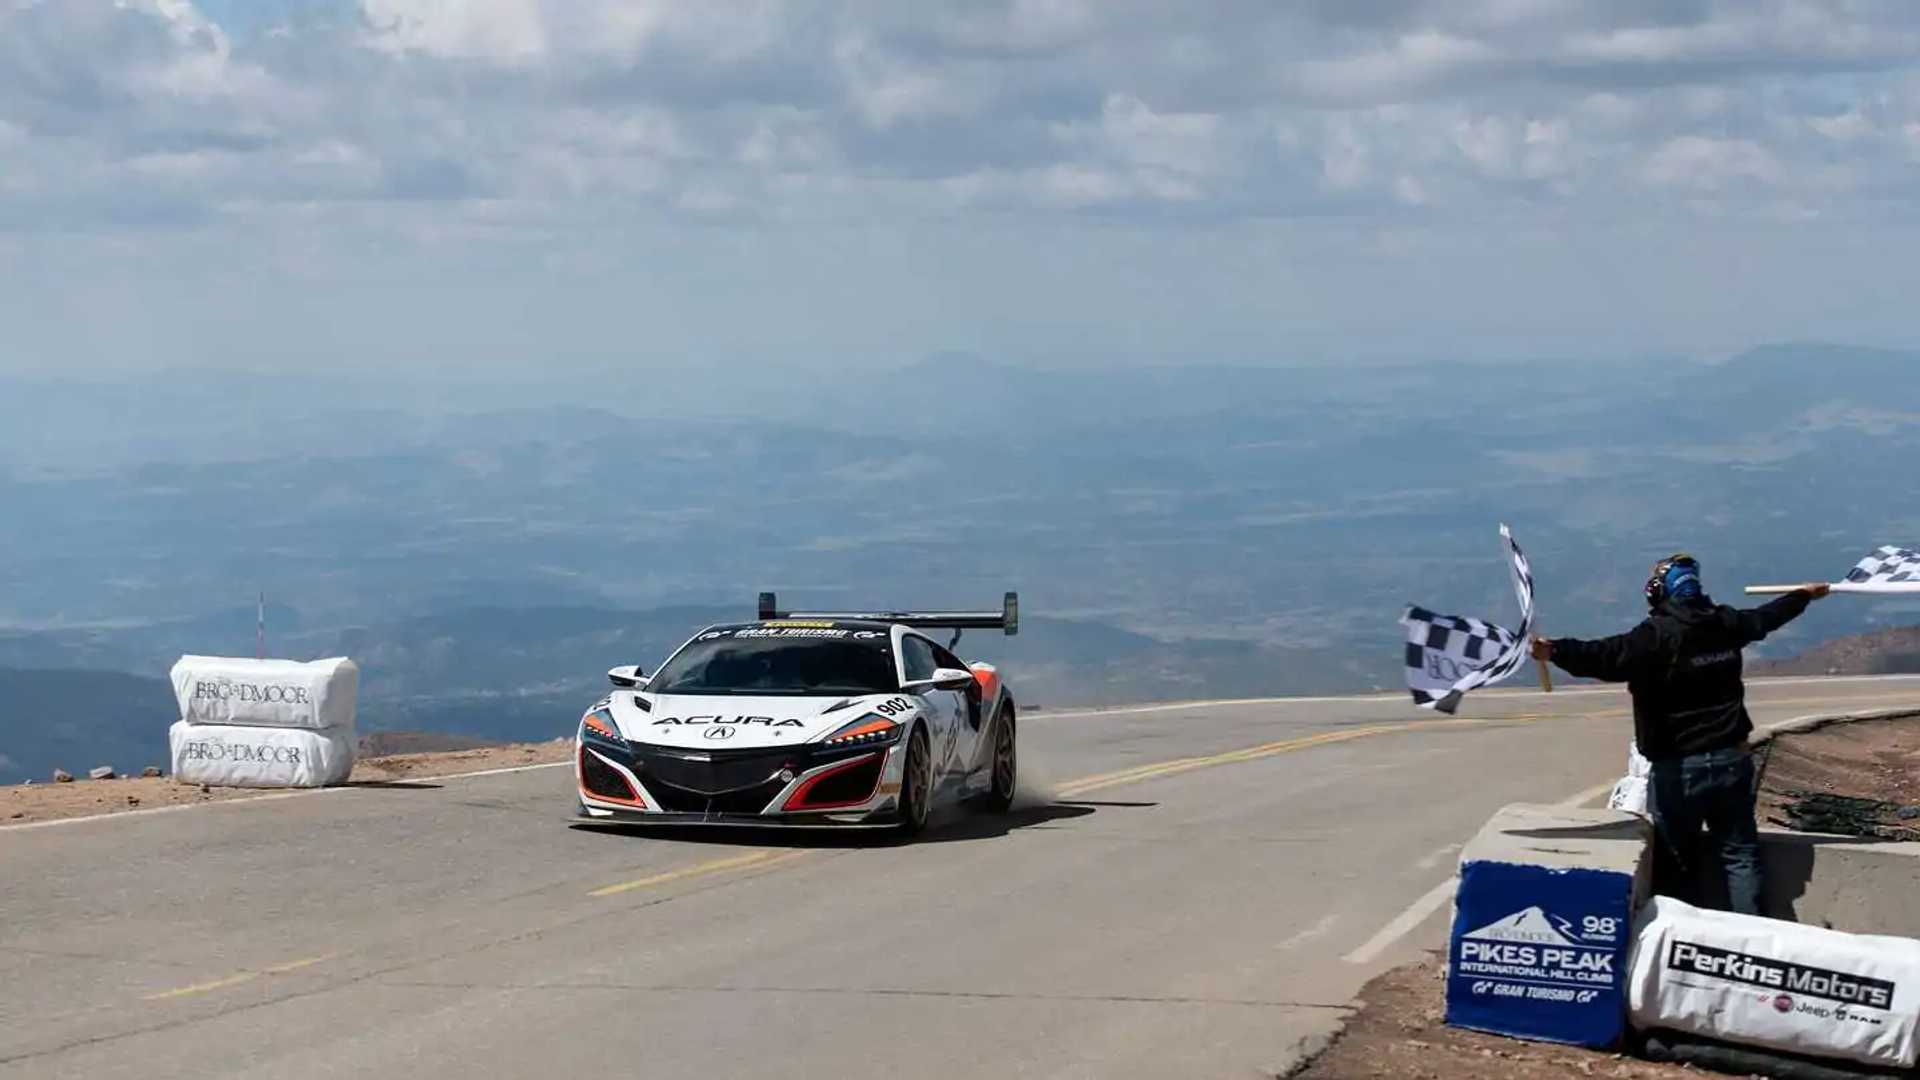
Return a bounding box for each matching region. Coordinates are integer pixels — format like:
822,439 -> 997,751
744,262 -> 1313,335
1645,553 -> 1698,607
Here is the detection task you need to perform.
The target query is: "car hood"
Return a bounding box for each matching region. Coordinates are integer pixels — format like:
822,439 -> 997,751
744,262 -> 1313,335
605,691 -> 911,749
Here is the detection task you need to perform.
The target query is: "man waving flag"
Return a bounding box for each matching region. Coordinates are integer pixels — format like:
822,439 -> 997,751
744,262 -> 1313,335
1400,524 -> 1538,714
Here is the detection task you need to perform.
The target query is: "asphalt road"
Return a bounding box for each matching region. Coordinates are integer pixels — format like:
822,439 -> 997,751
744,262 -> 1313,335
5,677 -> 1918,1080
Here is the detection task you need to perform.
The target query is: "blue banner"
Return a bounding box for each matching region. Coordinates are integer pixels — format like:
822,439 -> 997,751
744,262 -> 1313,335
1445,860 -> 1634,1048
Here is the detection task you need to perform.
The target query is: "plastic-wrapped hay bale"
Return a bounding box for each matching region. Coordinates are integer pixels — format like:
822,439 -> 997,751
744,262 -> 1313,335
169,656 -> 358,731
1628,895 -> 1920,1069
168,722 -> 355,788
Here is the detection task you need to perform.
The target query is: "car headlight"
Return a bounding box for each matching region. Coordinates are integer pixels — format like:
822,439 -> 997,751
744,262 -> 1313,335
580,707 -> 625,745
819,715 -> 901,749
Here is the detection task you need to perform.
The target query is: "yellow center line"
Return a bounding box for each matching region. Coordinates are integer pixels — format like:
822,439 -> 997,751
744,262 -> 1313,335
589,849 -> 805,898
1055,713 -> 1552,799
144,972 -> 260,1002
143,953 -> 337,1002
262,952 -> 337,974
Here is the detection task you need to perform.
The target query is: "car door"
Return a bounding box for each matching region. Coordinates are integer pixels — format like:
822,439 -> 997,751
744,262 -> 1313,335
898,631 -> 966,784
930,640 -> 987,787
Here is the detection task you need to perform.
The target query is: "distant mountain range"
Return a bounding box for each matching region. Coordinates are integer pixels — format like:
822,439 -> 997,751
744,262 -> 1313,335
1751,627 -> 1920,678
3,343 -> 1919,783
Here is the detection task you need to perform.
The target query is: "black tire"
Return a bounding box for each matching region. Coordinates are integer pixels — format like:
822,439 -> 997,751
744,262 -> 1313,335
986,706 -> 1016,813
897,726 -> 932,838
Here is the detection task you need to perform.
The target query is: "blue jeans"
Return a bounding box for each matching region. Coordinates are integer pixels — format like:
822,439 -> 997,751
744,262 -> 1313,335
1649,746 -> 1764,917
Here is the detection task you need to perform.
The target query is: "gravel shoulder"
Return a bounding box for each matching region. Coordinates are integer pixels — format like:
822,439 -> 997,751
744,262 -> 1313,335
2,738 -> 572,825
1291,955 -> 1699,1080
1758,712 -> 1920,836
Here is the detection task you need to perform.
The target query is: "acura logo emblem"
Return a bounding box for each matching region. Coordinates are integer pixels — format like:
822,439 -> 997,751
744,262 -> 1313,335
703,726 -> 734,740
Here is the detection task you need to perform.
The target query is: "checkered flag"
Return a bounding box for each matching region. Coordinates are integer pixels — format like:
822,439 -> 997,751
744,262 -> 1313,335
1846,546 -> 1920,589
1401,525 -> 1537,714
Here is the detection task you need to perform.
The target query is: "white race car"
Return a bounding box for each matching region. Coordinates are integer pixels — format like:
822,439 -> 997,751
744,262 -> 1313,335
575,593 -> 1019,837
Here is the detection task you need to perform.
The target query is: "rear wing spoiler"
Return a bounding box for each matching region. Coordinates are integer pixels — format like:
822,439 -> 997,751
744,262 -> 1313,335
757,591 -> 1019,637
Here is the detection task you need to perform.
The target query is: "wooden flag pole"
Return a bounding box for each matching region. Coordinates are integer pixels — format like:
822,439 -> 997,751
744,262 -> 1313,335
1745,583 -> 1920,595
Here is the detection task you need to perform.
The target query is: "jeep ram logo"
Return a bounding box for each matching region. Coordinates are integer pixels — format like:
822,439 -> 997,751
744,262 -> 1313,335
652,715 -> 805,727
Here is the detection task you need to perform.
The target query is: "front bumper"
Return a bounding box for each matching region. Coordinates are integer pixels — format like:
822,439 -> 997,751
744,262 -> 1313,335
575,733 -> 901,822
574,804 -> 899,829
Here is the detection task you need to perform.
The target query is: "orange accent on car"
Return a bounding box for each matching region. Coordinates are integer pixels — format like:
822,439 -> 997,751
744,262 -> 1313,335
826,718 -> 894,744
782,752 -> 884,811
578,747 -> 646,808
969,662 -> 1000,703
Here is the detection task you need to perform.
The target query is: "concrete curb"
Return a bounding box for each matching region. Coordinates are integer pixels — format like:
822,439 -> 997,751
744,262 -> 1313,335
1752,706 -> 1920,747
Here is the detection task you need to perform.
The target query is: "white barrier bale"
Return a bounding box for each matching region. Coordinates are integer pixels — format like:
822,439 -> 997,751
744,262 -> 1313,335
170,656 -> 358,731
1608,776 -> 1649,816
1628,895 -> 1920,1069
1626,740 -> 1651,780
168,721 -> 355,788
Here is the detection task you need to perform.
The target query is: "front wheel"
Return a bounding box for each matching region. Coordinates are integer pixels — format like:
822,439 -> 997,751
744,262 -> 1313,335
896,726 -> 932,838
986,707 -> 1016,813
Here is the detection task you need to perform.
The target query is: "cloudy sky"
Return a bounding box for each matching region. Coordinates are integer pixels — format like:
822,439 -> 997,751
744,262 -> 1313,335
3,0 -> 1917,376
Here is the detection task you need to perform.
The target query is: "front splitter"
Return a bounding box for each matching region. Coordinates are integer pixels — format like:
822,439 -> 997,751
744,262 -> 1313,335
573,805 -> 898,829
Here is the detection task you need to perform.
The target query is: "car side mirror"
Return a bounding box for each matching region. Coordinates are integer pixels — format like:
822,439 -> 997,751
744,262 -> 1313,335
608,665 -> 648,689
927,667 -> 977,692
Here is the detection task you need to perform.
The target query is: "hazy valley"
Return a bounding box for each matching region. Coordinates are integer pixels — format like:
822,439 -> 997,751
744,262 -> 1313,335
4,344 -> 1918,782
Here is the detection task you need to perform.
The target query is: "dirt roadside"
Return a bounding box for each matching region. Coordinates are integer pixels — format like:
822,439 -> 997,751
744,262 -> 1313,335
1290,955 -> 1701,1080
1757,712 -> 1920,837
2,739 -> 573,825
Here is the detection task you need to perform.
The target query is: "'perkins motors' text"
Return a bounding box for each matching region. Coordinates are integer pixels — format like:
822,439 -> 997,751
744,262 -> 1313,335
1668,940 -> 1895,1009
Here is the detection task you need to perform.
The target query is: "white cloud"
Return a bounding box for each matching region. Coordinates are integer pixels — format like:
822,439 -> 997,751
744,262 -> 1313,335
1321,120 -> 1371,191
2,0 -> 1919,367
834,34 -> 977,130
1639,135 -> 1785,191
1097,93 -> 1219,175
361,0 -> 552,64
1292,31 -> 1501,104
1810,110 -> 1873,141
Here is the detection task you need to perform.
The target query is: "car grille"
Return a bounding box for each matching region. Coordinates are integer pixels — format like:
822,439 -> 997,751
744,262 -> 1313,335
632,745 -> 799,815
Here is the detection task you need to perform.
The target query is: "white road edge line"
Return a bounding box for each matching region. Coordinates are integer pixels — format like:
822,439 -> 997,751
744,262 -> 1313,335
1341,702 -> 1920,966
1343,876 -> 1457,967
0,760 -> 571,833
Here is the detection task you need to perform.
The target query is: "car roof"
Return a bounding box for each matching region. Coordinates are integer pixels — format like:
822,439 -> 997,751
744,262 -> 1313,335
702,618 -> 899,635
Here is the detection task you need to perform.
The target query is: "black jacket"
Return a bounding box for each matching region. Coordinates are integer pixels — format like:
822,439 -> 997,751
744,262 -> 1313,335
1549,591 -> 1813,761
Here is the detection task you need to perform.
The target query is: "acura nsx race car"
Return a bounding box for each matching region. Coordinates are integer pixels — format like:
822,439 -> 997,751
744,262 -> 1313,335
574,593 -> 1019,837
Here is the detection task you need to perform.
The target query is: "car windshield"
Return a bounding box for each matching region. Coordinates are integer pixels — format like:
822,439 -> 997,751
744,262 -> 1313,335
646,632 -> 897,696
